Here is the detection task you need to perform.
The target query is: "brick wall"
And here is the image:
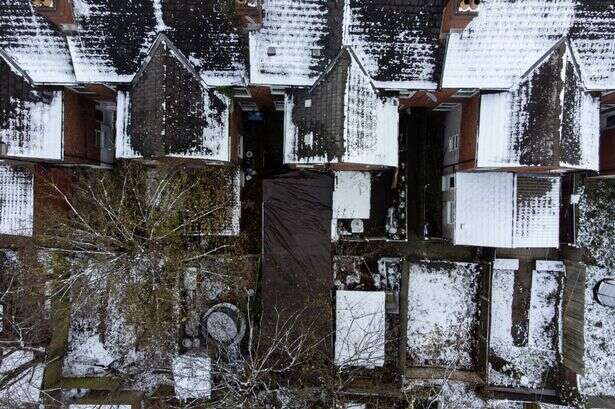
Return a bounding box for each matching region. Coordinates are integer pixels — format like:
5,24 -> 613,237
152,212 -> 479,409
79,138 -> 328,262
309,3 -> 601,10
600,128 -> 615,175
458,94 -> 479,170
63,89 -> 99,164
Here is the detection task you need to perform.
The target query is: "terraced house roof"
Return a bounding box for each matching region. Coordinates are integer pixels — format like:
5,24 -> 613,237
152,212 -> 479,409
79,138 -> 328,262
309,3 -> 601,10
250,0 -> 445,88
476,42 -> 600,171
442,0 -> 615,90
0,0 -> 75,84
68,0 -> 246,85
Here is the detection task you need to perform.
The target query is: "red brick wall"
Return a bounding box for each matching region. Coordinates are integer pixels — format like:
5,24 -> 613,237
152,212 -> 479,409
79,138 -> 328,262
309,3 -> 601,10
248,86 -> 274,111
458,94 -> 479,170
63,89 -> 100,164
440,0 -> 476,38
36,0 -> 74,27
600,128 -> 615,176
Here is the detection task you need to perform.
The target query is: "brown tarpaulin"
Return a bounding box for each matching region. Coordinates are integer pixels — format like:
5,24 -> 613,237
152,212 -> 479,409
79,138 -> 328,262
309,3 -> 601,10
261,170 -> 333,349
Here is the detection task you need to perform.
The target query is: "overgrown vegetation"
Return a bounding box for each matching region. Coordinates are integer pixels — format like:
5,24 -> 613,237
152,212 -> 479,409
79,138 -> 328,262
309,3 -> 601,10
577,178 -> 615,271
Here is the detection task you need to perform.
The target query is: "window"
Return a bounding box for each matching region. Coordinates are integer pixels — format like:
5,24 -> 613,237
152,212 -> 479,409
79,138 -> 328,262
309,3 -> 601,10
267,46 -> 277,56
448,133 -> 459,152
94,129 -> 102,148
274,100 -> 284,111
304,99 -> 312,108
449,175 -> 455,189
446,201 -> 456,225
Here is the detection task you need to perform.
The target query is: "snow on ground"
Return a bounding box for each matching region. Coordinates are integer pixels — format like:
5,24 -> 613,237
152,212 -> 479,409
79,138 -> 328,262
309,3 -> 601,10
406,261 -> 480,370
62,265 -> 172,390
404,379 -> 525,409
173,354 -> 211,400
579,265 -> 615,397
335,290 -> 386,369
69,405 -> 132,409
489,265 -> 560,389
577,181 -> 615,271
0,349 -> 45,405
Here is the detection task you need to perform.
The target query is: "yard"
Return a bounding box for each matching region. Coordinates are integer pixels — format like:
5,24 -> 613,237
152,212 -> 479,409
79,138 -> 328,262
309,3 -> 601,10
579,266 -> 615,396
489,260 -> 562,389
406,261 -> 480,370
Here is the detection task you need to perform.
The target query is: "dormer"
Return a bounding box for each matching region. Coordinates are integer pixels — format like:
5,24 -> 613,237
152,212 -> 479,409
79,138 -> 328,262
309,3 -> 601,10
235,0 -> 262,31
440,0 -> 480,39
31,0 -> 76,32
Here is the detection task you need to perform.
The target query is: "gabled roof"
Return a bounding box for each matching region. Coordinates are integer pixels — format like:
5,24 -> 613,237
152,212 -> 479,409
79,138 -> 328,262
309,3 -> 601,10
284,48 -> 398,167
67,0 -> 245,84
0,166 -> 33,237
442,0 -> 615,91
476,42 -> 600,171
342,0 -> 444,90
0,0 -> 75,84
0,59 -> 63,161
250,0 -> 444,88
116,37 -> 230,162
454,172 -> 560,248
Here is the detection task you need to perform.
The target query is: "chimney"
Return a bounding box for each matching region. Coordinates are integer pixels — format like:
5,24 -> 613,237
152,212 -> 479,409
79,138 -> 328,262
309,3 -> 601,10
235,0 -> 262,32
32,0 -> 76,33
440,0 -> 480,40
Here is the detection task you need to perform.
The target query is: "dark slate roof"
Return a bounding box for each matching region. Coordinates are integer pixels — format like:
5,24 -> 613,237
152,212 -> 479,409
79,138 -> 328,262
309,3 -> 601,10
284,48 -> 399,167
250,0 -> 443,88
0,0 -> 75,84
570,0 -> 615,90
343,0 -> 445,89
68,0 -> 246,84
117,38 -> 230,161
477,42 -> 600,171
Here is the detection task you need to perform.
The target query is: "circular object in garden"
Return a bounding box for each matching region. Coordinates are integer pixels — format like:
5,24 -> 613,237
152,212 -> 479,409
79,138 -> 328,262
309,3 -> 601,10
201,303 -> 246,346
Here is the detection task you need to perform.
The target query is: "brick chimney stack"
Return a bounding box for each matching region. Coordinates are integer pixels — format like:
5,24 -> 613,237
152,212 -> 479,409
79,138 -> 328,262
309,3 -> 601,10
440,0 -> 480,39
32,0 -> 76,33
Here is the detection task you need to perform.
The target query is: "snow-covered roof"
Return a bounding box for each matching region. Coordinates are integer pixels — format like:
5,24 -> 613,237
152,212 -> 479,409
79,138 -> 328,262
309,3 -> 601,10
115,39 -> 231,162
284,49 -> 398,167
454,172 -> 560,248
0,62 -> 63,161
476,43 -> 600,171
489,263 -> 561,389
0,349 -> 45,405
342,0 -> 442,90
0,167 -> 33,237
332,171 -> 371,219
335,290 -> 385,369
173,354 -> 211,400
0,0 -> 76,84
68,0 -> 245,84
251,0 -> 443,89
442,0 -> 615,91
249,0 -> 334,86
